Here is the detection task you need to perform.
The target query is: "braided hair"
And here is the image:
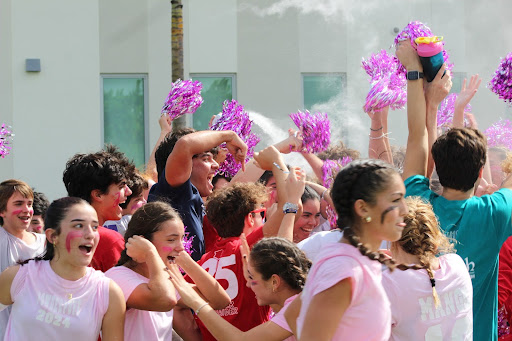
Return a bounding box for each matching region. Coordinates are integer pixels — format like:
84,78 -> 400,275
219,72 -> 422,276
250,237 -> 311,291
331,159 -> 423,270
393,196 -> 455,307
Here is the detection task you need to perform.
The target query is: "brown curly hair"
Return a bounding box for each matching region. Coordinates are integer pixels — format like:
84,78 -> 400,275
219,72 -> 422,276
206,182 -> 268,238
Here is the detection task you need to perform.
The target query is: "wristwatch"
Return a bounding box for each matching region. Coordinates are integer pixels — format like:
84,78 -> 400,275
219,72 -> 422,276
283,202 -> 299,214
406,71 -> 424,80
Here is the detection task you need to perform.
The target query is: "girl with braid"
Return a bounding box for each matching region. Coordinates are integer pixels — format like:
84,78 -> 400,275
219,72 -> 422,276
296,159 -> 409,340
382,196 -> 473,340
168,237 -> 311,341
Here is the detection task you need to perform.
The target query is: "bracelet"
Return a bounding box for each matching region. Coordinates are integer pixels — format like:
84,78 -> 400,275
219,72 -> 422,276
368,132 -> 389,140
195,302 -> 210,315
321,189 -> 329,200
370,126 -> 383,132
272,162 -> 290,174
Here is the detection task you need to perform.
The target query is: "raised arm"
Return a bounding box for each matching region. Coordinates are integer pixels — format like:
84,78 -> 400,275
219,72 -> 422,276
368,107 -> 393,164
146,115 -> 173,182
166,130 -> 247,187
425,66 -> 452,178
399,40 -> 427,180
453,75 -> 481,129
230,132 -> 301,184
277,167 -> 306,241
252,145 -> 292,237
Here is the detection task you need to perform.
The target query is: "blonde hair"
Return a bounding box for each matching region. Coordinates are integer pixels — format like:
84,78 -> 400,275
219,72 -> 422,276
392,196 -> 454,307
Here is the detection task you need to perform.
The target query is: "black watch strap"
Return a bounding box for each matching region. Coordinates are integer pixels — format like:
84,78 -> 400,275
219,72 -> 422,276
406,71 -> 424,80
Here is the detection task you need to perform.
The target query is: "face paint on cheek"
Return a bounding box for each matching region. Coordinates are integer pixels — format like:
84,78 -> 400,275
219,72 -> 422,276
112,192 -> 121,208
380,206 -> 398,224
65,231 -> 83,253
250,281 -> 258,287
162,246 -> 174,252
11,209 -> 23,216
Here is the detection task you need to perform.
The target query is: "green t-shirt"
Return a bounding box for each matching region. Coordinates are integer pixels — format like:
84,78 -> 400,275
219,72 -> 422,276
405,175 -> 512,341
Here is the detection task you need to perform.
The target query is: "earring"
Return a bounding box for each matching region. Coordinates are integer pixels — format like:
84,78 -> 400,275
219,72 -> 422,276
364,216 -> 372,223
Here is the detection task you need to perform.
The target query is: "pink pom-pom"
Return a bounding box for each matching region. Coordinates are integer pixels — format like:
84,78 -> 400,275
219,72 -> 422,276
209,100 -> 260,177
326,205 -> 338,229
362,50 -> 407,112
437,93 -> 471,128
485,119 -> 512,150
394,21 -> 453,76
289,111 -> 331,153
0,124 -> 14,158
183,225 -> 194,256
488,52 -> 512,103
321,157 -> 352,189
161,79 -> 203,119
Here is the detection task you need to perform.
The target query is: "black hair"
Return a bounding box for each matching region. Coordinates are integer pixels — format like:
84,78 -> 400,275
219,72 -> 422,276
32,191 -> 50,218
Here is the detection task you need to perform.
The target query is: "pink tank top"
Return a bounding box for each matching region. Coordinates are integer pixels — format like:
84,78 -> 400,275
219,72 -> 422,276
5,260 -> 110,341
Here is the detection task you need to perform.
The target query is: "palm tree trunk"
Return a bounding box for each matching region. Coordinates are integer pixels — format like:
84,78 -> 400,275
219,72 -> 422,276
171,0 -> 186,130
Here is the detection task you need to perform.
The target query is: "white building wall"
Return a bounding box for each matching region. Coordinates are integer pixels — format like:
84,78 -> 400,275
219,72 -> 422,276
1,0 -> 512,200
1,0 -> 101,200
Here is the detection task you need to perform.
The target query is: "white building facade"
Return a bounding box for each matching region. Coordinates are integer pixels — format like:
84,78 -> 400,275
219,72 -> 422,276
1,0 -> 511,200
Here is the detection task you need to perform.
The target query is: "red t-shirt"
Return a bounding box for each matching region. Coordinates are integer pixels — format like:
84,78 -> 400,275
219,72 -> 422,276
202,216 -> 220,254
195,226 -> 270,340
90,226 -> 125,272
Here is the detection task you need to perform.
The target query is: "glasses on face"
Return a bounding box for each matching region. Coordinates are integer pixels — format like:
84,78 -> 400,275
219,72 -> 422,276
250,207 -> 267,220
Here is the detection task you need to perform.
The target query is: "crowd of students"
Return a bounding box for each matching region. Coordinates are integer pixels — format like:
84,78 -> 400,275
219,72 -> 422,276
1,37 -> 512,341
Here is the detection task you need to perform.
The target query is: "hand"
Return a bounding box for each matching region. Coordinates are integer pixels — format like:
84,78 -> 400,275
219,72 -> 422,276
475,178 -> 499,196
225,132 -> 248,172
253,145 -> 281,171
424,64 -> 452,107
174,250 -> 194,270
167,263 -> 204,308
395,40 -> 422,71
239,233 -> 251,283
284,167 -> 306,202
159,114 -> 173,134
274,129 -> 303,154
455,74 -> 481,110
126,236 -> 157,263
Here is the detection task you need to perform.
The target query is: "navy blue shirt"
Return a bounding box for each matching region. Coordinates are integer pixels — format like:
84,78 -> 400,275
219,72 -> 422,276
148,171 -> 205,261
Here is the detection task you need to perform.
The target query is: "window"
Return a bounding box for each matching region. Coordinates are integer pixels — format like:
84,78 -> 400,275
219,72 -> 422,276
302,73 -> 347,140
190,74 -> 236,130
101,75 -> 148,169
302,73 -> 346,111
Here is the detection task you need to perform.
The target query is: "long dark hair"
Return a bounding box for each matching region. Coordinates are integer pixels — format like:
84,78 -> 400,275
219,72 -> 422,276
116,201 -> 181,266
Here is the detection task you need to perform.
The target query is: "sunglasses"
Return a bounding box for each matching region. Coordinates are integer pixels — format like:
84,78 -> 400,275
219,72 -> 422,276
250,207 -> 267,220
